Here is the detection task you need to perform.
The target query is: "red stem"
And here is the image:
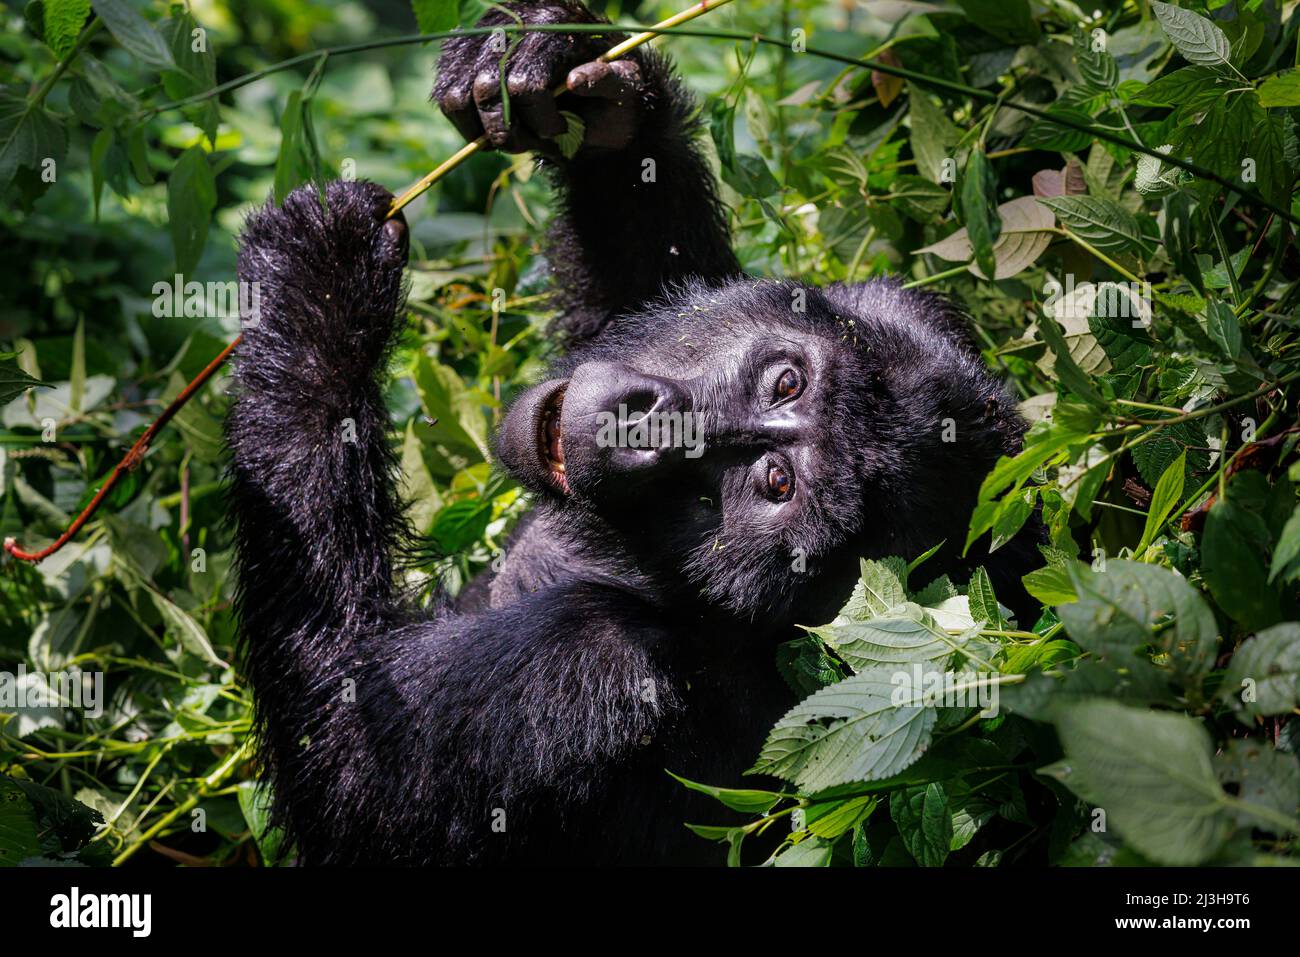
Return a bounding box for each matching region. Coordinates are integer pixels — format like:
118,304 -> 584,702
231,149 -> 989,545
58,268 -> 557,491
4,334 -> 243,563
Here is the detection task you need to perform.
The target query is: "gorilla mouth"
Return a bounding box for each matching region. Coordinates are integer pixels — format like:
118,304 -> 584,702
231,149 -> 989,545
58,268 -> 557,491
539,384 -> 569,494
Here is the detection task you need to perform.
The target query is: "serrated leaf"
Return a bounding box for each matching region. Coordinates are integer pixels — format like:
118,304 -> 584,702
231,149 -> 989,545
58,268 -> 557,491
0,89 -> 66,188
1220,623 -> 1300,723
752,669 -> 937,792
0,363 -> 51,406
42,0 -> 90,58
890,782 -> 951,866
91,0 -> 176,71
1047,700 -> 1235,865
1057,560 -> 1218,684
1038,195 -> 1146,254
1152,1 -> 1231,71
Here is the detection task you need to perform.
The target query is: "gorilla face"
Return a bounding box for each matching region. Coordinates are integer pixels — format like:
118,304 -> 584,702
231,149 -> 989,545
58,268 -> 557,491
496,279 -> 1020,628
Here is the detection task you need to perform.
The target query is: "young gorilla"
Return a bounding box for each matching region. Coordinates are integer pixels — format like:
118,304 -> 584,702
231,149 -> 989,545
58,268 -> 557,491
227,1 -> 1036,865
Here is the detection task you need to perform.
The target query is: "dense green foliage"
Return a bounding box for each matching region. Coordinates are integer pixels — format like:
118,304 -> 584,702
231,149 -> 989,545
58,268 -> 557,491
1,0 -> 1299,866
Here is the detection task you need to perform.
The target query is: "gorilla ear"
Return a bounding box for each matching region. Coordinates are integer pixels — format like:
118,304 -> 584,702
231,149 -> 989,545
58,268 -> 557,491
821,278 -> 980,357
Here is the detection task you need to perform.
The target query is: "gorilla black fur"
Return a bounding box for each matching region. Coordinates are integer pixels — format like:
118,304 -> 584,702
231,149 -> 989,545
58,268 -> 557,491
227,1 -> 1039,865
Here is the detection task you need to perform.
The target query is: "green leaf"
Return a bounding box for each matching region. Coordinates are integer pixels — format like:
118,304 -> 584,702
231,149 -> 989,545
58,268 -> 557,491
0,362 -> 50,406
0,89 -> 66,188
907,83 -> 960,184
1056,560 -> 1218,684
1202,499 -> 1282,633
1258,70 -> 1300,107
1133,66 -> 1223,108
960,150 -> 1001,283
1074,26 -> 1118,91
890,783 -> 952,867
1202,298 -> 1242,359
1268,506 -> 1300,583
1138,449 -> 1185,553
42,0 -> 90,58
1152,1 -> 1231,71
1038,195 -> 1147,254
1022,562 -> 1080,606
751,668 -> 937,792
1214,739 -> 1300,835
0,778 -> 44,866
410,0 -> 459,33
953,0 -> 1038,46
149,589 -> 225,667
966,567 -> 1005,631
237,782 -> 286,865
666,771 -> 789,815
1220,623 -> 1300,724
1046,700 -> 1235,865
812,604 -> 978,671
167,145 -> 216,274
90,0 -> 176,71
68,317 -> 85,414
889,175 -> 950,222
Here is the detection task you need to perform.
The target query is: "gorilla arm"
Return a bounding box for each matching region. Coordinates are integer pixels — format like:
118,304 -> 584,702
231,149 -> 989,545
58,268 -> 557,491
226,181 -> 677,864
432,0 -> 740,338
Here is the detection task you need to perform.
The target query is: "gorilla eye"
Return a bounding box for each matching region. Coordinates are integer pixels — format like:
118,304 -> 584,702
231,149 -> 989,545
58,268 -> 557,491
767,464 -> 794,500
773,368 -> 802,402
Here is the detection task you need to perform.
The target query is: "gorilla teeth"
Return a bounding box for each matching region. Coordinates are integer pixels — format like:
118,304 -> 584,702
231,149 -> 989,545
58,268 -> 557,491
539,387 -> 568,492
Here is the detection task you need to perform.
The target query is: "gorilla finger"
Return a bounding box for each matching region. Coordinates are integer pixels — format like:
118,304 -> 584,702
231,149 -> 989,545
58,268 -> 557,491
510,85 -> 567,139
439,83 -> 485,143
472,70 -> 513,149
566,59 -> 642,101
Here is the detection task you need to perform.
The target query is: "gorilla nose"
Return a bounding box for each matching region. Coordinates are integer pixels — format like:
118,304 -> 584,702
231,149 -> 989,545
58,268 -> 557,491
560,361 -> 699,491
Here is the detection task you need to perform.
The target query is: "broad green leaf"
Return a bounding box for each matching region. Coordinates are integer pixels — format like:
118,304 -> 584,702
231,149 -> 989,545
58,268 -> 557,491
890,782 -> 952,867
953,0 -> 1038,45
1038,195 -> 1146,254
1138,449 -> 1185,553
1057,560 -> 1218,684
1269,506 -> 1300,583
771,836 -> 834,867
149,589 -> 225,667
1046,700 -> 1235,864
1203,298 -> 1242,359
751,668 -> 937,792
91,0 -> 176,70
1074,25 -> 1117,90
1214,739 -> 1300,834
889,174 -> 950,222
813,604 -> 977,670
1220,623 -> 1300,724
167,145 -> 216,274
960,150 -> 1001,282
1202,499 -> 1281,633
1152,1 -> 1231,71
1258,70 -> 1300,107
237,782 -> 286,865
410,0 -> 459,33
907,83 -> 960,184
0,778 -> 44,866
0,89 -> 66,187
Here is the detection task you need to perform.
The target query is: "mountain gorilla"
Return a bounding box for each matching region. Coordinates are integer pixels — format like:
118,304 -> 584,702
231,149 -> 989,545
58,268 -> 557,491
226,0 -> 1036,864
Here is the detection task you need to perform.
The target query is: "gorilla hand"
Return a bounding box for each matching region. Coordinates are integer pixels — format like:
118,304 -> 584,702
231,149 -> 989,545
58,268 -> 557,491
432,0 -> 648,155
